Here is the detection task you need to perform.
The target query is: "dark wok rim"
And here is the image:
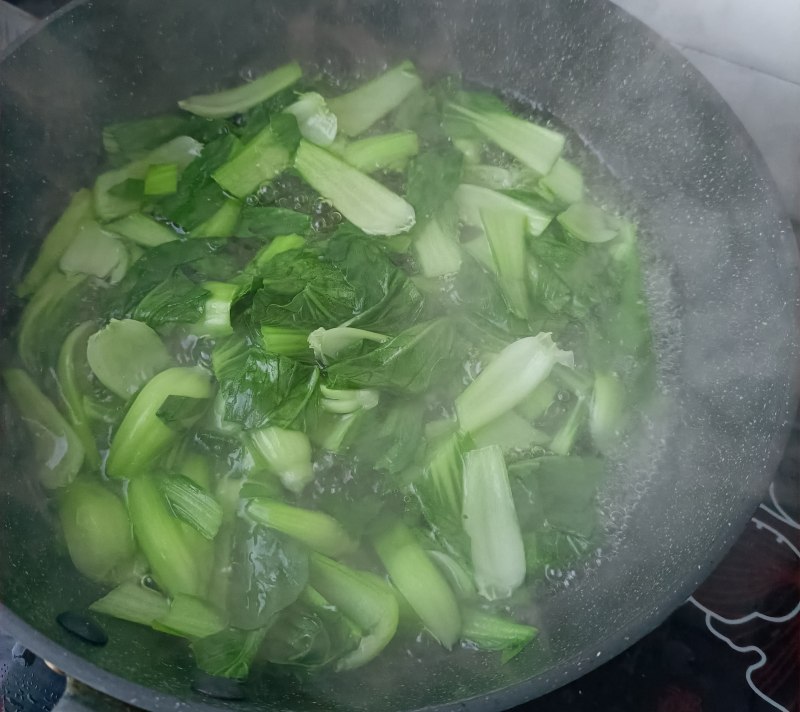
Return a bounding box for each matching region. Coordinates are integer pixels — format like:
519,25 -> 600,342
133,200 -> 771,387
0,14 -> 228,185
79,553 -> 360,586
1,1 -> 799,710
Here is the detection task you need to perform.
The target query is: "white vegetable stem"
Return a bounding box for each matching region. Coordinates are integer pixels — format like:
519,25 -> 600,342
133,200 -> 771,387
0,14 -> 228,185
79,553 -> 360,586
294,140 -> 416,236
455,333 -> 574,434
463,445 -> 526,600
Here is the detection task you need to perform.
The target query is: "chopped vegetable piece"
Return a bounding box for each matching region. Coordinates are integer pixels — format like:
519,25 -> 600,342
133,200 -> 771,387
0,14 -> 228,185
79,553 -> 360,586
414,215 -> 462,278
342,131 -> 419,172
557,202 -> 621,243
590,372 -> 626,452
284,92 -> 338,146
144,163 -> 179,195
90,582 -> 170,626
17,189 -> 93,298
162,475 -> 224,540
153,594 -> 226,639
212,115 -> 299,199
455,184 -> 553,236
373,520 -> 461,648
463,445 -> 526,600
2,368 -> 84,489
294,140 -> 416,235
192,627 -> 268,679
59,481 -> 137,583
127,475 -> 205,597
195,281 -> 239,337
179,62 -> 302,118
260,326 -> 313,358
481,207 -> 528,319
328,61 -> 422,136
17,271 -> 86,374
447,102 -> 565,175
538,158 -> 584,205
246,498 -> 357,558
227,521 -> 308,630
106,367 -> 212,479
94,136 -> 202,221
309,553 -> 399,670
248,426 -> 314,494
308,326 -> 388,365
56,321 -> 101,470
107,213 -> 178,246
460,608 -> 538,662
319,385 -> 379,414
86,319 -> 174,400
59,221 -> 129,283
455,334 -> 574,434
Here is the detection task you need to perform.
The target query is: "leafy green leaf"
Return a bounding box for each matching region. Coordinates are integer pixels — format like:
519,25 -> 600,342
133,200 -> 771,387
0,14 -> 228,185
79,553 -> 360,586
227,520 -> 309,630
212,337 -> 317,430
406,147 -> 464,223
234,206 -> 310,239
325,319 -> 456,395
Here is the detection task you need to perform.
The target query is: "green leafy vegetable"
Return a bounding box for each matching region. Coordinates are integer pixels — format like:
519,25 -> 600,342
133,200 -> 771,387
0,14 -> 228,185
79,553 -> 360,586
2,368 -> 84,489
179,61 -> 303,118
90,582 -> 170,626
17,189 -> 94,297
294,140 -> 416,235
213,114 -> 300,199
325,319 -> 456,394
162,475 -> 224,540
107,367 -> 212,479
446,101 -> 565,175
6,61 -> 655,683
59,481 -> 137,583
144,163 -> 179,195
328,61 -> 422,136
455,334 -> 573,434
127,475 -> 207,597
462,445 -> 526,600
56,322 -> 102,469
308,553 -> 399,670
86,319 -> 174,399
246,498 -> 357,558
342,131 -> 419,173
373,520 -> 461,648
248,426 -> 314,494
227,520 -> 309,630
284,92 -> 338,146
460,608 -> 538,662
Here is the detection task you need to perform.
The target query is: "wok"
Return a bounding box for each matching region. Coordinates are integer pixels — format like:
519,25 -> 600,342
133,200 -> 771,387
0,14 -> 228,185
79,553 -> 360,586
0,0 -> 798,710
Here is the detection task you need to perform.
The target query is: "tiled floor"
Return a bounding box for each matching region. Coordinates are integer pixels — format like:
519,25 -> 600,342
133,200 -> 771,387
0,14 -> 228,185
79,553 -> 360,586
611,0 -> 800,220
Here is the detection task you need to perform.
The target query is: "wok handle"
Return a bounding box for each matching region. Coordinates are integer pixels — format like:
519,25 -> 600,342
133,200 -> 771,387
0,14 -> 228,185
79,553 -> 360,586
53,678 -> 137,712
0,0 -> 36,51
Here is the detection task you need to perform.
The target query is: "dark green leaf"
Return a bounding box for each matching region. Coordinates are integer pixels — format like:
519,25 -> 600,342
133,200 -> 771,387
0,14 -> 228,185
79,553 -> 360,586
156,395 -> 211,430
325,318 -> 456,395
212,337 -> 317,430
405,147 -> 464,222
132,271 -> 210,327
234,207 -> 310,239
192,627 -> 267,679
108,178 -> 145,201
153,134 -> 241,231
